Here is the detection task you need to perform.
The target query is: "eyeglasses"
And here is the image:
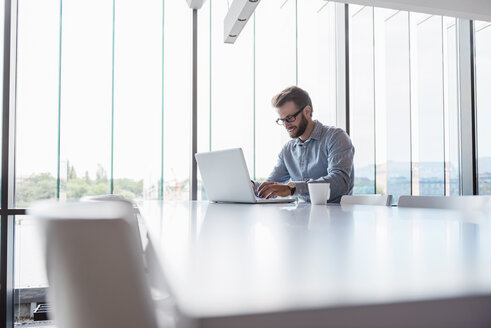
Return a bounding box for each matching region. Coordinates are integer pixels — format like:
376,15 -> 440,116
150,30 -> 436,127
276,105 -> 306,125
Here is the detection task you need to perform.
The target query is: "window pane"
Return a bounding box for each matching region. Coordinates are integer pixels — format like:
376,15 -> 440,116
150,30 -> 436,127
59,0 -> 113,200
255,0 -> 296,181
197,0 -> 210,200
163,1 -> 192,200
210,0 -> 254,176
352,8 -> 459,200
15,0 -> 59,207
373,8 -> 393,196
14,216 -> 49,323
413,15 -> 445,195
476,21 -> 491,195
383,10 -> 411,201
444,19 -> 460,195
113,0 -> 162,201
349,6 -> 375,194
297,1 -> 337,127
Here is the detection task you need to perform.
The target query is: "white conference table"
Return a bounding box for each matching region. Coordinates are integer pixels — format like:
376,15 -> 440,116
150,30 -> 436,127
138,200 -> 491,328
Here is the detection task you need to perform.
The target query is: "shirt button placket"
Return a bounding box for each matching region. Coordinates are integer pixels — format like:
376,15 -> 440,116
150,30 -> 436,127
301,146 -> 306,179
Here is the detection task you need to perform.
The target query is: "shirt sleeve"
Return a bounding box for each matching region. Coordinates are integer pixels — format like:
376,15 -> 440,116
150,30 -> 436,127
292,129 -> 354,201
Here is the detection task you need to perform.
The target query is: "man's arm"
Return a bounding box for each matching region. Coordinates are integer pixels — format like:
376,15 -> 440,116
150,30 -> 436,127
291,129 -> 354,201
254,149 -> 291,198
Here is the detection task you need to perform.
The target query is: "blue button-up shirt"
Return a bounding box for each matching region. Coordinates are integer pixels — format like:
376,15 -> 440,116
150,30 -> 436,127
257,120 -> 355,203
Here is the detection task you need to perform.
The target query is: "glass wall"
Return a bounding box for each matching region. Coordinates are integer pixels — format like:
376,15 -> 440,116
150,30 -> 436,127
349,6 -> 375,194
14,215 -> 48,323
412,14 -> 445,196
162,0 -> 192,200
475,21 -> 491,194
297,1 -> 337,127
113,0 -> 163,201
210,0 -> 254,175
14,2 -> 58,318
14,0 -> 339,206
12,0 -> 191,324
197,0 -> 210,199
196,0 -> 338,184
349,7 -> 459,201
445,19 -> 459,195
59,0 -> 113,200
15,0 -> 192,206
15,0 -> 59,207
385,11 -> 412,201
255,0 -> 297,182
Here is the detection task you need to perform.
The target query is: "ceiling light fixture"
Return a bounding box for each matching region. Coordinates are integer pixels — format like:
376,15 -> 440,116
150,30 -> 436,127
186,0 -> 207,10
224,0 -> 262,44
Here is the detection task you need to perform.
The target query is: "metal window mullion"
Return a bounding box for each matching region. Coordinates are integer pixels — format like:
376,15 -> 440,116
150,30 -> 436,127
440,17 -> 447,195
110,0 -> 115,194
335,3 -> 349,132
190,9 -> 198,200
457,19 -> 477,195
253,13 -> 256,180
408,12 -> 413,196
209,0 -> 212,153
295,0 -> 298,85
56,0 -> 63,198
371,7 -> 376,194
160,0 -> 165,200
1,0 -> 18,326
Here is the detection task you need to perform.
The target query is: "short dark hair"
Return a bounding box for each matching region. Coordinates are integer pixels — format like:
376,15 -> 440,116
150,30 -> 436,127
271,86 -> 313,116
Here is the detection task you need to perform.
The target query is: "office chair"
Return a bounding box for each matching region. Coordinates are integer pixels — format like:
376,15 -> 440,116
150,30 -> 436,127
81,194 -> 143,251
398,195 -> 491,210
340,194 -> 392,206
81,195 -> 171,298
30,200 -> 159,328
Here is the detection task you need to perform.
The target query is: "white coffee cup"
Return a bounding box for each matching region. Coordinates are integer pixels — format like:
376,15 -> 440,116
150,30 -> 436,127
308,182 -> 330,205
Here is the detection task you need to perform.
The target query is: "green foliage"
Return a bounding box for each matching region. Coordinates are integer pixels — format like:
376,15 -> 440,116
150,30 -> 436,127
16,170 -> 144,207
96,164 -> 108,183
375,184 -> 385,194
16,173 -> 57,207
67,161 -> 77,179
114,178 -> 144,203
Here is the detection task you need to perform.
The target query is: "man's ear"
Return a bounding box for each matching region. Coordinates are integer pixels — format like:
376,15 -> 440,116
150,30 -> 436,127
305,105 -> 312,117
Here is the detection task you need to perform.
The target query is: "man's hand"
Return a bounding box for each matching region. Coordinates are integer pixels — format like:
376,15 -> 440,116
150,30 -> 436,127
257,182 -> 291,199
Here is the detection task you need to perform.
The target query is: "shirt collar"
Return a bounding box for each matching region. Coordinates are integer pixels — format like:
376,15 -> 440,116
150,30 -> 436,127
294,120 -> 321,146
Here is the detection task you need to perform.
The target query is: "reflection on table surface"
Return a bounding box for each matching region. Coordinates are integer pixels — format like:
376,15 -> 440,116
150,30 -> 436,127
138,200 -> 491,317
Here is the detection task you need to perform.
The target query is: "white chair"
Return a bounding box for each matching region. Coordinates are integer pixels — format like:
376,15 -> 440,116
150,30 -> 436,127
81,195 -> 170,297
29,201 -> 159,328
81,195 -> 144,251
397,195 -> 491,210
340,194 -> 392,206
81,194 -> 128,202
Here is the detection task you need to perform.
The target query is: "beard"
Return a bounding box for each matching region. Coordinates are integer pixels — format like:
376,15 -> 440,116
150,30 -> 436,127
289,113 -> 308,138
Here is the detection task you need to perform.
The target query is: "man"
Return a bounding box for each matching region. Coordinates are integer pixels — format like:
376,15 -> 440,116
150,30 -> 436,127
254,86 -> 354,203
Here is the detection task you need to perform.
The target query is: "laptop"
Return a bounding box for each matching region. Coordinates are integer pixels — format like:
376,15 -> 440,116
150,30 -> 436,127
195,148 -> 296,204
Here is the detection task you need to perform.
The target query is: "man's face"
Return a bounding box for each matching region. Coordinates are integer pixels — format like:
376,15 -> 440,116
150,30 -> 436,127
277,101 -> 309,139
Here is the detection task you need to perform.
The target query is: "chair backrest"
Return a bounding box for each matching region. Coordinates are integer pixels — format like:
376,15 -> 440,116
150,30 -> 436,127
30,201 -> 158,328
398,195 -> 491,210
81,195 -> 143,252
340,194 -> 392,206
81,194 -> 128,202
82,195 -> 170,297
